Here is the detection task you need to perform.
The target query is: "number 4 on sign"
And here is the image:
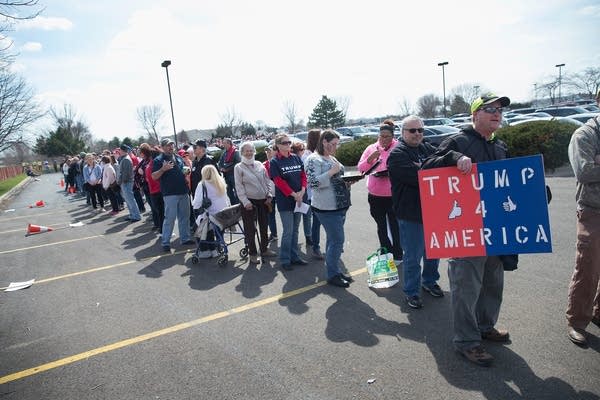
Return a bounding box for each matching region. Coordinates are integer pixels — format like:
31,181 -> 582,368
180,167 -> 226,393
475,201 -> 487,218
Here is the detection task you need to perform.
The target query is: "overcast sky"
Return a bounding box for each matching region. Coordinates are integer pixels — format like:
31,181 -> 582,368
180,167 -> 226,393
5,0 -> 600,141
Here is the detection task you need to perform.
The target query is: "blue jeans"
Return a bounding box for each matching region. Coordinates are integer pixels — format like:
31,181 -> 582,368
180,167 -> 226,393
278,210 -> 301,264
314,209 -> 347,279
162,194 -> 191,246
268,198 -> 278,237
399,219 -> 440,297
311,210 -> 321,253
121,181 -> 141,220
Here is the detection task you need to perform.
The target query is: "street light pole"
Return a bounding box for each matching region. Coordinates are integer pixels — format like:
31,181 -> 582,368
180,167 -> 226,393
438,61 -> 449,117
555,63 -> 565,104
161,60 -> 178,148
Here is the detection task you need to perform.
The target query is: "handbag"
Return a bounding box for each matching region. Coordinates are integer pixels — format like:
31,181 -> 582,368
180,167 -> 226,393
196,182 -> 212,213
366,247 -> 399,288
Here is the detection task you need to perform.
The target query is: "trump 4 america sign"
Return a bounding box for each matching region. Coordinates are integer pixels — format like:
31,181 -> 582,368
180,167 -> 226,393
418,154 -> 552,259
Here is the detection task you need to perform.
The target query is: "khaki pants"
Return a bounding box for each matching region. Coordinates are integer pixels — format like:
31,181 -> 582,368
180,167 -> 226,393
566,208 -> 600,329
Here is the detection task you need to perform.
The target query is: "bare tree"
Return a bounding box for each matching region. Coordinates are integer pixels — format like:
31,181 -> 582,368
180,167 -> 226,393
335,96 -> 351,117
398,97 -> 413,116
0,69 -> 43,153
536,78 -> 559,105
282,100 -> 298,134
0,1 -> 44,65
416,94 -> 441,118
136,104 -> 164,144
219,106 -> 242,137
566,67 -> 600,99
449,83 -> 485,106
49,104 -> 92,144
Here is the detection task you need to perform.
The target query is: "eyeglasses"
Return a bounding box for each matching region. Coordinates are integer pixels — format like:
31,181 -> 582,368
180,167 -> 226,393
403,128 -> 424,133
480,106 -> 503,114
278,141 -> 292,145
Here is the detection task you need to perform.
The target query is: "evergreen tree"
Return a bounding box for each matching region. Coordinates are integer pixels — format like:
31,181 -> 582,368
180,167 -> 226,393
308,95 -> 345,128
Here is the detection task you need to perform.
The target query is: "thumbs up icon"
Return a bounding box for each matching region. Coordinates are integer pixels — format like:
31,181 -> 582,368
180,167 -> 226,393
448,200 -> 462,219
503,196 -> 517,212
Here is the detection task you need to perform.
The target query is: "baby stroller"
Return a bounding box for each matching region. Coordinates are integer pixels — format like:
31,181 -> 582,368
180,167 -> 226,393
191,204 -> 249,267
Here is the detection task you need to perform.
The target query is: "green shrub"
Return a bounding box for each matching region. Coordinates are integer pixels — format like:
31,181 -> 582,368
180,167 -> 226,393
336,137 -> 377,166
496,120 -> 579,171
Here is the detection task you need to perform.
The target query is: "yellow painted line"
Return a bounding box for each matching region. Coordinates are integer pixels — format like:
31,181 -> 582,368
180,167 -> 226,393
0,235 -> 105,255
0,267 -> 367,384
0,250 -> 191,290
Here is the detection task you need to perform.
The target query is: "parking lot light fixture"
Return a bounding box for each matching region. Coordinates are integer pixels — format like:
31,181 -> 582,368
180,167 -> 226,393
438,61 -> 449,117
161,59 -> 178,148
555,63 -> 565,104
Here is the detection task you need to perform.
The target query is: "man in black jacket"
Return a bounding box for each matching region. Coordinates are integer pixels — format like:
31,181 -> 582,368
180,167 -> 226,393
388,115 -> 442,310
422,93 -> 511,367
190,140 -> 217,198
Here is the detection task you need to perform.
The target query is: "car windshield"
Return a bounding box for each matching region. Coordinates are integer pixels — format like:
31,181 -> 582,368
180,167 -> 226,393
349,127 -> 369,134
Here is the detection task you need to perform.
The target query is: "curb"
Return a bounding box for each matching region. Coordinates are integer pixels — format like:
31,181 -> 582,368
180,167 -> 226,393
0,177 -> 34,209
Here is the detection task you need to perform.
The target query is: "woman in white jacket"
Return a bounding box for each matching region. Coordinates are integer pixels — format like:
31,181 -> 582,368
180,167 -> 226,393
192,165 -> 230,258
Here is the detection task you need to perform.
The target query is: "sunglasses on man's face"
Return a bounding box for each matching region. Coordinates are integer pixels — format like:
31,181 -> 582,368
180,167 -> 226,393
279,141 -> 292,145
480,106 -> 504,114
404,128 -> 424,134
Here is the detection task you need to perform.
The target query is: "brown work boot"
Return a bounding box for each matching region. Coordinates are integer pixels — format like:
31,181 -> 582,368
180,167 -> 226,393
481,327 -> 510,342
459,345 -> 494,367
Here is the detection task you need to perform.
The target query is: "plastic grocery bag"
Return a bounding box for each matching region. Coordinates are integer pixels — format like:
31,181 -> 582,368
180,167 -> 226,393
366,247 -> 399,288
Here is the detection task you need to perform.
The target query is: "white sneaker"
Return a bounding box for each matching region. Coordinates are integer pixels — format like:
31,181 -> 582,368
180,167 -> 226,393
211,250 -> 219,258
197,250 -> 211,259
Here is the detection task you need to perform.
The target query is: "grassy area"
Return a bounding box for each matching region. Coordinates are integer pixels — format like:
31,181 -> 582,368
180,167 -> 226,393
0,174 -> 27,197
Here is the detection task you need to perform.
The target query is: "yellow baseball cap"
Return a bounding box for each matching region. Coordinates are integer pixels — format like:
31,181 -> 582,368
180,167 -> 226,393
471,93 -> 511,113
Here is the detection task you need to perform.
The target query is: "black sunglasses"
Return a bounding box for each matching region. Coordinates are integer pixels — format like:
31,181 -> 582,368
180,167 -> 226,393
278,141 -> 292,145
404,128 -> 424,133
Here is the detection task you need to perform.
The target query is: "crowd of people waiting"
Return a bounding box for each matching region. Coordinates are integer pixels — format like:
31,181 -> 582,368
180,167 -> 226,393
55,91 -> 600,368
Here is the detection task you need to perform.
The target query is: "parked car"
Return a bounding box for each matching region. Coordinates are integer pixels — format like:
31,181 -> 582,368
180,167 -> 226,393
582,104 -> 600,113
422,125 -> 460,147
535,106 -> 588,117
563,113 -> 599,124
509,107 -> 536,115
507,112 -> 552,125
451,116 -> 471,125
509,117 -> 584,127
206,146 -> 222,156
335,126 -> 379,140
423,117 -> 454,126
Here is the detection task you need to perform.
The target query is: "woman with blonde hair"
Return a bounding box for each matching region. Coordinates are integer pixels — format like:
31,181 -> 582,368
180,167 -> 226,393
192,164 -> 230,258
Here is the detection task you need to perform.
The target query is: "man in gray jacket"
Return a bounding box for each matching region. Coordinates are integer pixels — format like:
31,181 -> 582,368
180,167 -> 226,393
566,90 -> 600,346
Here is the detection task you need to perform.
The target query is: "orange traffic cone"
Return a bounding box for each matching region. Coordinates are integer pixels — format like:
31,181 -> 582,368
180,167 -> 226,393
60,179 -> 65,188
26,223 -> 53,235
29,200 -> 45,208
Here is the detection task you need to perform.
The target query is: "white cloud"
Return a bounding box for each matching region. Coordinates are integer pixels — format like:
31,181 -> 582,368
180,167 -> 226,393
17,16 -> 73,31
22,41 -> 42,52
578,5 -> 600,17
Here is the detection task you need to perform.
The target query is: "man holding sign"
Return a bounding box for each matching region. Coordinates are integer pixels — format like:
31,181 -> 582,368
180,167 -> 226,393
422,93 -> 511,367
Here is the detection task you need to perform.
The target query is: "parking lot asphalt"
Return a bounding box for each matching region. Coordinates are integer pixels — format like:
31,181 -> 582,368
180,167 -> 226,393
0,172 -> 599,399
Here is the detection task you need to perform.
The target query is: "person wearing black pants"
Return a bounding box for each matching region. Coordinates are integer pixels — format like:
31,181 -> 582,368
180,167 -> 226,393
368,193 -> 402,260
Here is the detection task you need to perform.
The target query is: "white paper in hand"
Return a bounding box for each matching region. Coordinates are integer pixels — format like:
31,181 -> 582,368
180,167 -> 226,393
294,202 -> 310,214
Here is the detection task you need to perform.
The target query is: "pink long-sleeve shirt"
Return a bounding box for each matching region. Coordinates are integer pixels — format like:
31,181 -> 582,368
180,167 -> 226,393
357,138 -> 398,197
